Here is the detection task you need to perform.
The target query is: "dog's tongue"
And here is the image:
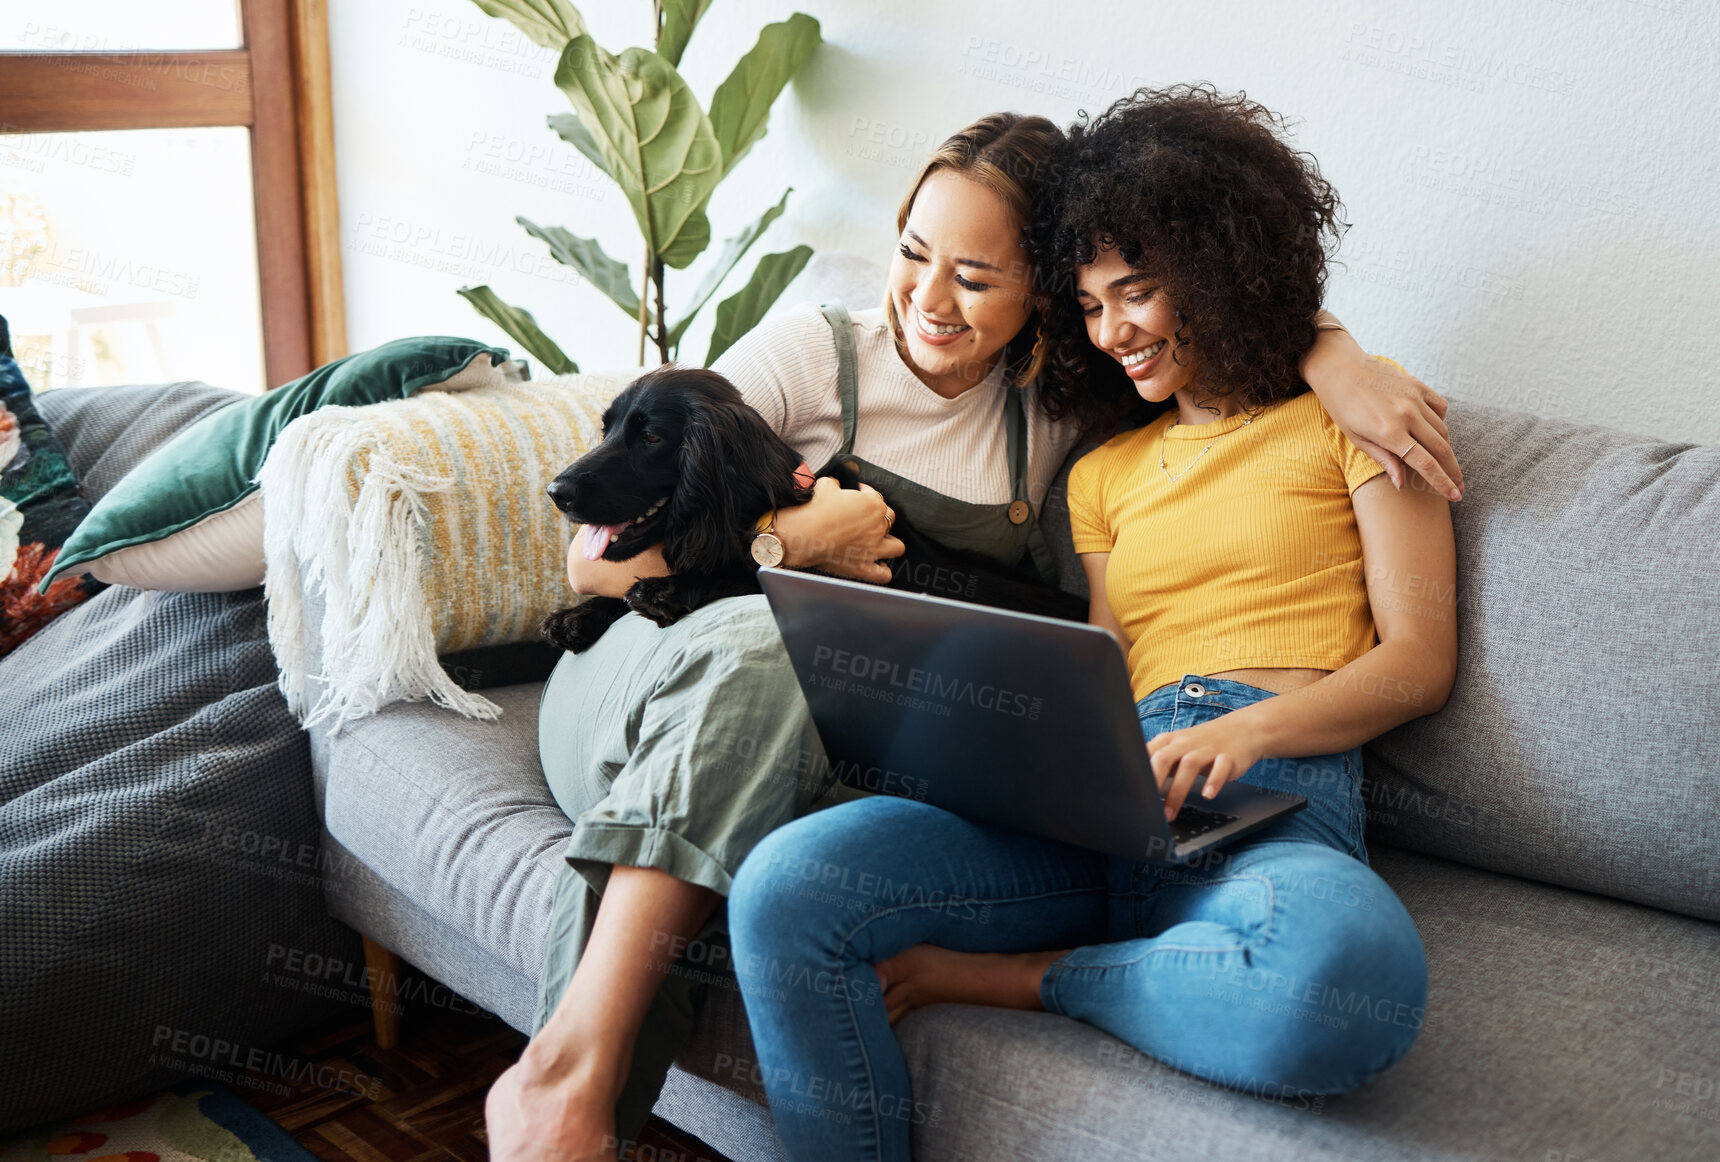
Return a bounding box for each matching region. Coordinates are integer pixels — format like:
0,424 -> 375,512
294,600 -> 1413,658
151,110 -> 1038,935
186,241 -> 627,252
582,520 -> 630,561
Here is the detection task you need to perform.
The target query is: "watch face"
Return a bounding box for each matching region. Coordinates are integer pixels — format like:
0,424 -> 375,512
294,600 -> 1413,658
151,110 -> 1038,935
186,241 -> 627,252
751,532 -> 785,568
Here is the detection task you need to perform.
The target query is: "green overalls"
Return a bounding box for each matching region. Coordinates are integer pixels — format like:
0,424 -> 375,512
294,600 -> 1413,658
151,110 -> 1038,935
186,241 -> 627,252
531,303 -> 1057,1141
814,302 -> 1061,585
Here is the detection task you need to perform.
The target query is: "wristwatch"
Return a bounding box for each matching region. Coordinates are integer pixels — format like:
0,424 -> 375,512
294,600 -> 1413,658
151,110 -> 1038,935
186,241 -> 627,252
750,507 -> 785,567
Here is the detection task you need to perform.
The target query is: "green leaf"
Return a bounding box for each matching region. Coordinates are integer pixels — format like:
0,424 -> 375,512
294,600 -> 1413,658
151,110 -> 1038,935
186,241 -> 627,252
466,0 -> 585,49
707,14 -> 821,180
659,205 -> 710,271
704,245 -> 813,365
657,0 -> 714,67
517,217 -> 644,320
553,36 -> 722,269
457,285 -> 578,374
666,186 -> 792,351
547,112 -> 616,185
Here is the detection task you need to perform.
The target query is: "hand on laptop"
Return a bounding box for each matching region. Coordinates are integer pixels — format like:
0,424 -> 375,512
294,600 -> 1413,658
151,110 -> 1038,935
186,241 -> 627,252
1146,715 -> 1265,821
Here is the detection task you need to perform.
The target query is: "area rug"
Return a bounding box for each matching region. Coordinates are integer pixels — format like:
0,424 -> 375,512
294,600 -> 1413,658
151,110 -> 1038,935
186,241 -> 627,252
0,1082 -> 316,1162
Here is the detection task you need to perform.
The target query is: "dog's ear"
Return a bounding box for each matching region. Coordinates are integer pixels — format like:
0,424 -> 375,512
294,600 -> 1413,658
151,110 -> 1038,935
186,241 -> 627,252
666,398 -> 787,573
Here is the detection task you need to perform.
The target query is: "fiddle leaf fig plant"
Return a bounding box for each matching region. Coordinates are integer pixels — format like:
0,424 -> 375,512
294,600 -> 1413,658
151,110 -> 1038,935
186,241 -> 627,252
459,0 -> 819,369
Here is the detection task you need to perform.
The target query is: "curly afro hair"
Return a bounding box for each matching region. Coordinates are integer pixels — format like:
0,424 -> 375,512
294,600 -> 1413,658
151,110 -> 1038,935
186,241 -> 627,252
1030,84 -> 1347,436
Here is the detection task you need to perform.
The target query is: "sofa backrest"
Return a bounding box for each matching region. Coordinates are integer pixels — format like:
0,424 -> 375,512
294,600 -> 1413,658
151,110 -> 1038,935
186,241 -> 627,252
1355,404 -> 1717,920
35,381 -> 245,503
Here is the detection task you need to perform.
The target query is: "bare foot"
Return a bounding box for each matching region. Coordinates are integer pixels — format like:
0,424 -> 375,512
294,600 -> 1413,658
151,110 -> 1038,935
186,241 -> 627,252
485,1047 -> 624,1162
873,944 -> 1068,1025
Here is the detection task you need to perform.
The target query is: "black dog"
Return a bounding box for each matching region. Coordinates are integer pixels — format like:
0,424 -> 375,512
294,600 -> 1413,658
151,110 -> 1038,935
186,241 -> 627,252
541,366 -> 1084,654
542,366 -> 817,652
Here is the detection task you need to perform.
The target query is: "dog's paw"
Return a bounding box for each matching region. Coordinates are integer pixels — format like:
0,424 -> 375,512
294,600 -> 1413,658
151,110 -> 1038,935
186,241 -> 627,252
540,598 -> 629,653
624,577 -> 691,627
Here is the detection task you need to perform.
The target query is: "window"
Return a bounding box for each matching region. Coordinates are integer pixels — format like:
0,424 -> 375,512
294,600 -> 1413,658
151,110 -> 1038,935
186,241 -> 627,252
0,0 -> 344,392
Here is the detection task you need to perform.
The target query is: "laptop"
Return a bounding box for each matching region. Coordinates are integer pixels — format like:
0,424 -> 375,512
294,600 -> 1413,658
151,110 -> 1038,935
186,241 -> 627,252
757,566 -> 1305,865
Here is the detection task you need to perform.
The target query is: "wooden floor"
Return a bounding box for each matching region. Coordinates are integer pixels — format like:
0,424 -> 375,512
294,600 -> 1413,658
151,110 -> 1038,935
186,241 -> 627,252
239,986 -> 735,1162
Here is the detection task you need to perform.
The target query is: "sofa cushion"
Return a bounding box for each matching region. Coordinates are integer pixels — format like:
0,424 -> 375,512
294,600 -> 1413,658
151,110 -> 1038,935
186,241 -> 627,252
1363,404 -> 1720,921
311,678 -> 570,979
304,637 -> 1720,1161
306,672 -> 1720,1161
306,641 -> 1720,1162
314,825 -> 544,1032
0,581 -> 359,1132
889,844 -> 1719,1161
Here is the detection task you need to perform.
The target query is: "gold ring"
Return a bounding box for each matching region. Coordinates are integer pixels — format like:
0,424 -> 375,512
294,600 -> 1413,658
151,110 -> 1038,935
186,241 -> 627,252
885,508 -> 896,529
1402,441 -> 1418,458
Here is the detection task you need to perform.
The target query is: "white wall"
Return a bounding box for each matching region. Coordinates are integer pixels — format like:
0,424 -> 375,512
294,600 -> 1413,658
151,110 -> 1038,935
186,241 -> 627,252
328,0 -> 1720,444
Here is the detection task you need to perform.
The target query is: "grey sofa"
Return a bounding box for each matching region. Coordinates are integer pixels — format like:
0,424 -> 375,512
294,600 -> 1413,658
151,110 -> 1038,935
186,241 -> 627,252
97,242 -> 1692,1155
300,266 -> 1717,1160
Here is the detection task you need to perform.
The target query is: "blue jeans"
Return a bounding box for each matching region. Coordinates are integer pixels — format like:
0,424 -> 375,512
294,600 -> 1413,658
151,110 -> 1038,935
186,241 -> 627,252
728,676 -> 1429,1162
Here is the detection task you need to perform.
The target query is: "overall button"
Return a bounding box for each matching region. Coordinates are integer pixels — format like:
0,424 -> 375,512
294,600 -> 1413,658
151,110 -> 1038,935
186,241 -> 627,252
1183,682 -> 1207,698
1007,499 -> 1030,524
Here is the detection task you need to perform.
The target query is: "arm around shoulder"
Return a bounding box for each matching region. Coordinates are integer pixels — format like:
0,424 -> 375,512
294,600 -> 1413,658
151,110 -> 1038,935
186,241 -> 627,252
1301,321 -> 1465,502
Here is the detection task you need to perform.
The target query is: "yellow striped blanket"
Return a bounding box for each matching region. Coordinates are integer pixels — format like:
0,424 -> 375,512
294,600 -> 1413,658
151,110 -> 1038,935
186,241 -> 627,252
258,372 -> 620,731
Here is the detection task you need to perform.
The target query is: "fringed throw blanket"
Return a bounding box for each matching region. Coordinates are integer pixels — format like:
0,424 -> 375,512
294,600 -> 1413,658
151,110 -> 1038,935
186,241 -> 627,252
258,374 -> 616,732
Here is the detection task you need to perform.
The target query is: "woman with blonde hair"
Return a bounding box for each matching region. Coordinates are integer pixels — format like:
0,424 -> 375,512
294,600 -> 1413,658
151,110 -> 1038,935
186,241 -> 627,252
488,107 -> 1460,1162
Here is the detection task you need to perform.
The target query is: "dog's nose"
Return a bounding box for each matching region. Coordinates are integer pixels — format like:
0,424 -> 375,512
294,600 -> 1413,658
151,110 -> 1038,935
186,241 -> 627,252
546,477 -> 576,511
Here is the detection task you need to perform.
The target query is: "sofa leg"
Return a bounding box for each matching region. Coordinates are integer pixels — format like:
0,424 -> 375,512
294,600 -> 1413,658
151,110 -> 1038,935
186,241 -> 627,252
362,936 -> 403,1048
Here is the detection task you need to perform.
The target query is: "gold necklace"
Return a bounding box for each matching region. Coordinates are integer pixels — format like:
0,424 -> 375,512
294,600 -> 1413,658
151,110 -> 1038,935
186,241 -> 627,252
1159,414 -> 1253,483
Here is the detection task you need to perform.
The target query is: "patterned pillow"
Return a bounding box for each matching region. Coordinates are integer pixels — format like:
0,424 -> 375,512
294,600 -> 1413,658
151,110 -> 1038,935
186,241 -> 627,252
0,315 -> 107,657
257,372 -> 619,731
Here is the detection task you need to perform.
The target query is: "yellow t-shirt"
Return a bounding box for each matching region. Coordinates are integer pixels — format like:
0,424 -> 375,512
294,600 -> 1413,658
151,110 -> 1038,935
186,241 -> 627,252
1067,387 -> 1388,700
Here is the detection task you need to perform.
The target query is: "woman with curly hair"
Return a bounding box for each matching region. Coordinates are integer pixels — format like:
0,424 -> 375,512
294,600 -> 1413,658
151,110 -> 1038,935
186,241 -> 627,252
727,85 -> 1455,1162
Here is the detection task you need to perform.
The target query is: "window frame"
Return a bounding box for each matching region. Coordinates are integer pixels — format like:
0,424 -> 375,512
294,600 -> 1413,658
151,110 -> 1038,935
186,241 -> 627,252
0,0 -> 346,386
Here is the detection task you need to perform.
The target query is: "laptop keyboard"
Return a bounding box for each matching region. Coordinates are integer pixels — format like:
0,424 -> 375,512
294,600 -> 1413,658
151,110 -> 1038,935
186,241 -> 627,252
1169,804 -> 1238,843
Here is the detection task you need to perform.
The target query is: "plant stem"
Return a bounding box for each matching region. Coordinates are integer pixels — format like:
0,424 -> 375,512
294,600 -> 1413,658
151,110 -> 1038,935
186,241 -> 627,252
653,257 -> 669,364
637,243 -> 651,366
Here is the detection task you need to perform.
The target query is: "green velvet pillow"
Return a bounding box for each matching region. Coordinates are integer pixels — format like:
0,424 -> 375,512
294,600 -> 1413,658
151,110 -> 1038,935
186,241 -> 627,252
40,336 -> 515,594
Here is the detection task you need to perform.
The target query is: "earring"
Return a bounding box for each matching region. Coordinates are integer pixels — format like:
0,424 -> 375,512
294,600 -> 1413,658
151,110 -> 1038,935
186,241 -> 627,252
1011,322 -> 1047,383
